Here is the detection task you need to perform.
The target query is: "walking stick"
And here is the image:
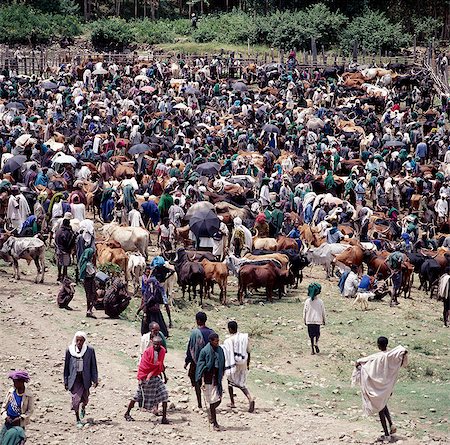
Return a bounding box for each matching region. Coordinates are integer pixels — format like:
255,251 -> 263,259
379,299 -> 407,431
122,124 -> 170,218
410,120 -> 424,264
202,387 -> 211,430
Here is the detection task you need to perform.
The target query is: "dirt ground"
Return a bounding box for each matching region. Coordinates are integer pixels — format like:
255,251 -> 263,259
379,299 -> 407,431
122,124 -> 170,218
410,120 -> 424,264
0,249 -> 447,445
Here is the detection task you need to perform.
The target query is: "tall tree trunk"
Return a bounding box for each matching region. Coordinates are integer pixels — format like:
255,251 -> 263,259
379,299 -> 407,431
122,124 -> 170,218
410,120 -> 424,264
201,0 -> 204,14
84,0 -> 88,20
144,0 -> 147,18
135,0 -> 138,18
115,0 -> 121,17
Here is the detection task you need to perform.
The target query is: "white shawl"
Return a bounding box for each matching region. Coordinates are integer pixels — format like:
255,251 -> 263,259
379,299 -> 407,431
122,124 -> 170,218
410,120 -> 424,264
68,331 -> 88,358
352,345 -> 408,416
222,333 -> 249,377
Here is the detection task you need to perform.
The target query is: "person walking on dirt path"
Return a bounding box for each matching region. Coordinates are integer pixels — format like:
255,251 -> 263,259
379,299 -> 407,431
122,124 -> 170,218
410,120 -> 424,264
0,370 -> 34,445
78,247 -> 97,319
195,333 -> 225,431
303,282 -> 326,355
184,312 -> 215,409
222,321 -> 255,413
124,336 -> 169,424
54,217 -> 75,283
353,337 -> 408,443
63,331 -> 98,429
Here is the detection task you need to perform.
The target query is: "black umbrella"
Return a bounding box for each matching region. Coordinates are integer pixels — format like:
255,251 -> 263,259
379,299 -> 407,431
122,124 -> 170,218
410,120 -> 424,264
383,140 -> 405,148
189,208 -> 220,238
6,102 -> 26,111
128,143 -> 151,155
262,123 -> 281,134
40,80 -> 58,90
3,155 -> 27,173
232,81 -> 248,92
196,162 -> 221,177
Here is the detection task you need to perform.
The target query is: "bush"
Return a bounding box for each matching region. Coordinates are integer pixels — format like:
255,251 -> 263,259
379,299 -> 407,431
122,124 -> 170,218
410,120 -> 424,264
90,18 -> 135,50
54,15 -> 83,38
412,16 -> 441,42
340,10 -> 411,54
266,5 -> 347,51
133,19 -> 176,45
0,5 -> 82,44
171,19 -> 191,37
193,11 -> 258,45
0,5 -> 53,44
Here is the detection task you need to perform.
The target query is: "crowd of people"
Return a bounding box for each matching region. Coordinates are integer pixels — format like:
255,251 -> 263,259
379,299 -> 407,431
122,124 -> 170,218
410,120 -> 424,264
0,49 -> 449,444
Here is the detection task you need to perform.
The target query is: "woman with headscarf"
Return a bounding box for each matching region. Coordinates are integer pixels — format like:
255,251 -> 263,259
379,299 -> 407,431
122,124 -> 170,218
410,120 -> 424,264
230,217 -> 252,256
137,267 -> 169,338
303,283 -> 326,355
78,248 -> 97,318
63,332 -> 98,428
0,370 -> 34,445
254,212 -> 269,238
100,188 -> 115,223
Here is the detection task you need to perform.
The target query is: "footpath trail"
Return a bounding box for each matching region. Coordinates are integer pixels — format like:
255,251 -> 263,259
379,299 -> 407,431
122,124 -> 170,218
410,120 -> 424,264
0,265 -> 440,445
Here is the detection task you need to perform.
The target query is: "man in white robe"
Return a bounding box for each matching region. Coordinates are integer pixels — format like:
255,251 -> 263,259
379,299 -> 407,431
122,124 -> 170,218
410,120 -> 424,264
222,321 -> 254,413
7,186 -> 30,230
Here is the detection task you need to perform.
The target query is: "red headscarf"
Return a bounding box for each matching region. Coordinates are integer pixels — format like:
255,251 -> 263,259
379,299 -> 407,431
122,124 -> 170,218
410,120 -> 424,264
137,345 -> 166,381
255,213 -> 266,224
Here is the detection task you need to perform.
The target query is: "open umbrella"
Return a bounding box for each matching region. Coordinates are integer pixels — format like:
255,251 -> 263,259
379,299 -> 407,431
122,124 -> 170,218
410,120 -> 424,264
262,123 -> 281,134
173,103 -> 188,110
6,102 -> 26,111
3,155 -> 26,173
92,67 -> 108,75
15,134 -> 34,147
232,81 -> 248,92
189,208 -> 220,238
141,85 -> 156,93
128,143 -> 152,155
184,85 -> 200,95
383,140 -> 405,148
134,75 -> 149,83
40,80 -> 58,90
51,154 -> 77,166
185,201 -> 215,220
196,162 -> 221,177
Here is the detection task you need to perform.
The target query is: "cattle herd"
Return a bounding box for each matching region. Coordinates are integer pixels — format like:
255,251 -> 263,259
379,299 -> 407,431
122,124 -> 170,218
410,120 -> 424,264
0,51 -> 448,325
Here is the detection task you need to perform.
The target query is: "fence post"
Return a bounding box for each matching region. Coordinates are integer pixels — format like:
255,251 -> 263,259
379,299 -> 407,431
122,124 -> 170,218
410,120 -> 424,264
271,47 -> 274,62
311,37 -> 317,66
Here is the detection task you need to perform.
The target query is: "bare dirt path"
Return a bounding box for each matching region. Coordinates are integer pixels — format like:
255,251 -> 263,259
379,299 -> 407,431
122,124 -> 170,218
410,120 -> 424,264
0,264 -> 441,445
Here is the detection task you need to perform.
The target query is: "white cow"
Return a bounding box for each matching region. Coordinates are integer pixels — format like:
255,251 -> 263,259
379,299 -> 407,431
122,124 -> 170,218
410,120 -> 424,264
102,223 -> 149,258
127,252 -> 146,293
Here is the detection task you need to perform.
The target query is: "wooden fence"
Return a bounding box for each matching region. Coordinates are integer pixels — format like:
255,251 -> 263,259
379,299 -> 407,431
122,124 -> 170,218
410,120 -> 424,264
0,46 -> 424,77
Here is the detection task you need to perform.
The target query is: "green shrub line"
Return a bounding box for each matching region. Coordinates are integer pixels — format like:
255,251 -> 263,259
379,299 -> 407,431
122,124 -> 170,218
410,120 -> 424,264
0,4 -> 434,53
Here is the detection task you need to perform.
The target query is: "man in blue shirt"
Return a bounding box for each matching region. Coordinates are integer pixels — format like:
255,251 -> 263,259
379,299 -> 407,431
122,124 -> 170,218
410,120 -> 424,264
415,140 -> 428,164
141,193 -> 160,229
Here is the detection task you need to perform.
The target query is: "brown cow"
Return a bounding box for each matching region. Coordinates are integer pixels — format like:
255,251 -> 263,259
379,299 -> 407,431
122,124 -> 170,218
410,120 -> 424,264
200,259 -> 229,305
96,241 -> 129,281
276,235 -> 300,252
334,244 -> 364,270
238,262 -> 291,304
299,224 -> 325,247
113,163 -> 135,179
244,253 -> 289,270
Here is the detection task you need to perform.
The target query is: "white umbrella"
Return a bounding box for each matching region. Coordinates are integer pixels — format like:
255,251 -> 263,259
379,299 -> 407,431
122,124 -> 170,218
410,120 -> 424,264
15,134 -> 35,147
51,153 -> 77,166
45,138 -> 64,151
173,103 -> 188,110
92,67 -> 108,75
134,75 -> 149,83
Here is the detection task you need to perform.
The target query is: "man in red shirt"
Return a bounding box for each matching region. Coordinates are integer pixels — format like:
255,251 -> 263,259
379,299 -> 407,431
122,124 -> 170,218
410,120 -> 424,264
124,336 -> 169,424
